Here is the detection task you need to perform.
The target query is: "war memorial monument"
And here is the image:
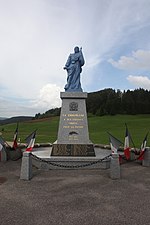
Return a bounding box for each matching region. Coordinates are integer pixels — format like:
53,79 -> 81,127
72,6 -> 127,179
51,47 -> 95,156
20,48 -> 150,180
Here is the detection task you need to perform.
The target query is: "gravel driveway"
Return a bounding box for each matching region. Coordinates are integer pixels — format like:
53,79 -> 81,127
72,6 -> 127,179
0,160 -> 150,225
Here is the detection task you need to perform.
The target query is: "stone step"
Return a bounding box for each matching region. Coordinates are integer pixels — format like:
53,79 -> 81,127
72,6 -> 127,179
86,152 -> 95,156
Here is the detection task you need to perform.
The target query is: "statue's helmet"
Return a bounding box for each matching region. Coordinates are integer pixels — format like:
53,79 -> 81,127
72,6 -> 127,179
74,46 -> 79,53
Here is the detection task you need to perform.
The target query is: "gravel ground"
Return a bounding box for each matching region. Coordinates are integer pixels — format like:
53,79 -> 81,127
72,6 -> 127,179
0,159 -> 150,225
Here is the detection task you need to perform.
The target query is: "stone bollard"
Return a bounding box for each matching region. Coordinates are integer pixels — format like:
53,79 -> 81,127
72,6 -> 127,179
110,153 -> 120,179
0,147 -> 7,162
20,151 -> 32,180
142,147 -> 150,167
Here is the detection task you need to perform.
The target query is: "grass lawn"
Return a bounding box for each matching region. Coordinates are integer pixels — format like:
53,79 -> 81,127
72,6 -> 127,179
88,114 -> 150,147
0,114 -> 149,148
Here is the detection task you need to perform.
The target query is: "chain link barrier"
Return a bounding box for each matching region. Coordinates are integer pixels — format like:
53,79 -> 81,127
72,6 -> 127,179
31,153 -> 111,169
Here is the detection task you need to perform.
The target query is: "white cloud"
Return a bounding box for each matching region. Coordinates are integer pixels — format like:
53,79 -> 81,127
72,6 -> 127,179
0,97 -> 37,117
1,0 -> 150,116
109,50 -> 150,71
0,83 -> 63,117
32,83 -> 63,111
127,75 -> 150,90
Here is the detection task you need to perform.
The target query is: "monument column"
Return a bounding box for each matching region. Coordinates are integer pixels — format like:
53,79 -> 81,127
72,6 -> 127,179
51,92 -> 95,156
58,92 -> 89,144
51,46 -> 95,156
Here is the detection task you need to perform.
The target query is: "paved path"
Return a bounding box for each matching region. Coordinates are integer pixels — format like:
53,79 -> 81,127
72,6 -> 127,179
0,159 -> 150,225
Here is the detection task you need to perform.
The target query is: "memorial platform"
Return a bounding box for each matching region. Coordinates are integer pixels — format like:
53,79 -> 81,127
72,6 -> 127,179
31,147 -> 111,170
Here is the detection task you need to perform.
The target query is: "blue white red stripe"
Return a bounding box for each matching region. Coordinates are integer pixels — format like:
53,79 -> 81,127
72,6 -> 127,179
26,130 -> 36,152
13,123 -> 18,149
124,124 -> 130,160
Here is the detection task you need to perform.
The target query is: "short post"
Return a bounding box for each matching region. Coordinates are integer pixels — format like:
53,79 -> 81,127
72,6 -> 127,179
20,151 -> 32,180
0,147 -> 7,162
142,147 -> 150,167
110,153 -> 120,179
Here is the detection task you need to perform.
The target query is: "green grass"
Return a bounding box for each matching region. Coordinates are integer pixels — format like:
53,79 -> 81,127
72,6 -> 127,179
88,114 -> 150,147
0,117 -> 59,144
0,115 -> 150,148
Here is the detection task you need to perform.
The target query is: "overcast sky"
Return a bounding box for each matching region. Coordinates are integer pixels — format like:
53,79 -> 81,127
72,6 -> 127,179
0,0 -> 150,117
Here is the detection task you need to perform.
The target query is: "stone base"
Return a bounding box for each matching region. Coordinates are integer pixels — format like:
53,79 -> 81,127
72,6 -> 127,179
20,152 -> 32,180
142,147 -> 150,167
110,153 -> 120,179
32,156 -> 110,170
51,144 -> 95,157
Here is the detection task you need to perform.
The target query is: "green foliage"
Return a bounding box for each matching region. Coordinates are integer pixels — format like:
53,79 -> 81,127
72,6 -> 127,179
34,108 -> 60,119
86,88 -> 150,115
0,115 -> 149,148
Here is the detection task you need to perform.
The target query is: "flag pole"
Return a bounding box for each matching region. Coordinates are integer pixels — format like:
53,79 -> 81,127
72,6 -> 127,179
125,123 -> 136,150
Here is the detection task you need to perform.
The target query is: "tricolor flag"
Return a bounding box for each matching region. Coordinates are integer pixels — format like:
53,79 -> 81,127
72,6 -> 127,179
25,130 -> 37,152
0,136 -> 5,151
108,132 -> 123,154
124,124 -> 131,160
12,123 -> 19,149
138,132 -> 149,161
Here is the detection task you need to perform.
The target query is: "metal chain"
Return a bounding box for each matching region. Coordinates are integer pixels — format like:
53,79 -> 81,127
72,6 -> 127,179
31,153 -> 111,169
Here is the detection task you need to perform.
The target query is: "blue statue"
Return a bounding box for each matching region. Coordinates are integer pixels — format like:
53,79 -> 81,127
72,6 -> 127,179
64,46 -> 85,92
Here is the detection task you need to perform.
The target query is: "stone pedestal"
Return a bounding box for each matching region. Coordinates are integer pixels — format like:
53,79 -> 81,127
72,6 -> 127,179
142,147 -> 150,167
20,152 -> 32,180
51,92 -> 95,156
0,147 -> 7,162
110,153 -> 120,179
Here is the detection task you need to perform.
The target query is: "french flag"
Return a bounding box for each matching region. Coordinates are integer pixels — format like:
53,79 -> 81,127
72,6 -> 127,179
138,132 -> 149,161
108,132 -> 123,154
12,123 -> 18,149
124,124 -> 130,160
25,130 -> 37,152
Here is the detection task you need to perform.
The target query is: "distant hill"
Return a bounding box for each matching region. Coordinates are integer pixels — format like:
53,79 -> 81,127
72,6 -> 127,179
0,117 -> 8,120
0,116 -> 33,125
